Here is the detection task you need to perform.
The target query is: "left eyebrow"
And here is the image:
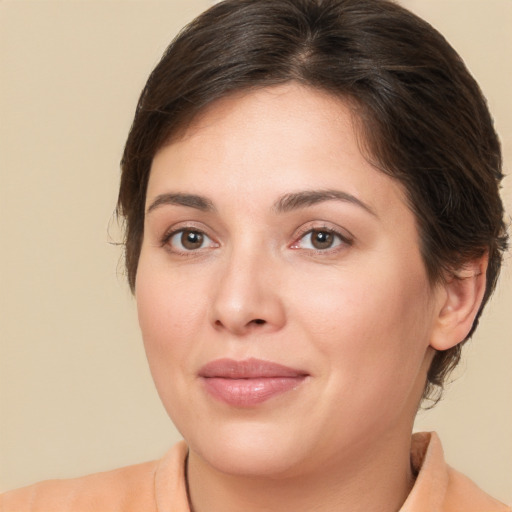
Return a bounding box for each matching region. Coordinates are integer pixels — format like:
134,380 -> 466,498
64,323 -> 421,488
146,193 -> 215,214
273,189 -> 377,217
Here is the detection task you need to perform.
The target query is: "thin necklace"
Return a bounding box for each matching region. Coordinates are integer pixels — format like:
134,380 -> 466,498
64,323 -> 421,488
184,453 -> 195,512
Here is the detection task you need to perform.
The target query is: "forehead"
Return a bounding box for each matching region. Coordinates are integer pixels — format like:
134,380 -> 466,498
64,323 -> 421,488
147,84 -> 408,218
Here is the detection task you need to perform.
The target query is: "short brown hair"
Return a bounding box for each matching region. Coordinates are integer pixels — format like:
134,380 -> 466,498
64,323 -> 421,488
118,0 -> 508,402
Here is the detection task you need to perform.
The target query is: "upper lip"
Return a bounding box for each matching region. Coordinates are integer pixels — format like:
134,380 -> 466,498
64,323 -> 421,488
199,358 -> 308,379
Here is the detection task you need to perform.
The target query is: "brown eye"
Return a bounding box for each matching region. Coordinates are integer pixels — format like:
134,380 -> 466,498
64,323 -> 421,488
292,228 -> 347,251
168,229 -> 216,252
181,230 -> 204,250
310,230 -> 334,249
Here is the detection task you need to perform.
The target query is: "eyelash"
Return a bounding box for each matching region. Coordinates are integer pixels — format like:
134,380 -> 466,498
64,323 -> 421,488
160,224 -> 353,255
161,225 -> 218,255
290,226 -> 353,254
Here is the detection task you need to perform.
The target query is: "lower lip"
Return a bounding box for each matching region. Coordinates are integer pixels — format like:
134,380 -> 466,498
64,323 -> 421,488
202,376 -> 306,407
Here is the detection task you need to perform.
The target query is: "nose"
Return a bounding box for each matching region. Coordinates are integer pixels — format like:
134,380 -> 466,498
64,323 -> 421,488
209,247 -> 286,336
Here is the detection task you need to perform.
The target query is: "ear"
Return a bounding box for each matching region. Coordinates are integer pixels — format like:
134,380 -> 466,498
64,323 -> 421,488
430,254 -> 488,351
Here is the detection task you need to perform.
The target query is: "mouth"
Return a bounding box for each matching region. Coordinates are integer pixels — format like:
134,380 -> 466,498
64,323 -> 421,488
198,358 -> 309,407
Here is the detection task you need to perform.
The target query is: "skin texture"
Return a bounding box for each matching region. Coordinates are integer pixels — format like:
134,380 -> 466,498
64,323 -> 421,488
136,84 -> 487,512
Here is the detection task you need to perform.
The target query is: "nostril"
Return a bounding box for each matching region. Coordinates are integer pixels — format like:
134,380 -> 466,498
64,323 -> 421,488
252,319 -> 266,325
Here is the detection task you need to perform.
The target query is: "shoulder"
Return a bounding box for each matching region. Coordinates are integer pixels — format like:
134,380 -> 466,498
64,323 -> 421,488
0,442 -> 190,512
407,432 -> 510,512
0,459 -> 160,512
444,465 -> 511,512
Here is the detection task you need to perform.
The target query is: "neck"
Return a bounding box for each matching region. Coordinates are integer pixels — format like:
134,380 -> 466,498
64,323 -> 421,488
186,430 -> 415,512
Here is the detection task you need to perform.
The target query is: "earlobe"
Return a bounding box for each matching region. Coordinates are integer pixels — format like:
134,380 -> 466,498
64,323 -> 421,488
430,254 -> 488,351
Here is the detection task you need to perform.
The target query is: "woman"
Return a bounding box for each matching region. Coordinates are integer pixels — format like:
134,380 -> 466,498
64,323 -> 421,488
1,0 -> 509,510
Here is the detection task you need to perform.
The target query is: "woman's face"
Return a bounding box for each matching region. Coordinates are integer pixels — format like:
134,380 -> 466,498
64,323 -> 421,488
136,84 -> 443,477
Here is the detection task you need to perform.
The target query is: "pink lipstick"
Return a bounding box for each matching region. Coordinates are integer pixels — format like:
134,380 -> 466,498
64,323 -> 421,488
199,358 -> 308,407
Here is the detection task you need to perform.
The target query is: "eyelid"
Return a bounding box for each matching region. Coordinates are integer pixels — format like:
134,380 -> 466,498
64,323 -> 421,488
289,222 -> 354,252
160,222 -> 219,253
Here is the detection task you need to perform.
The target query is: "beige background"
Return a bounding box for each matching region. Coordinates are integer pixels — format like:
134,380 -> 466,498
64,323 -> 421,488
1,0 -> 511,504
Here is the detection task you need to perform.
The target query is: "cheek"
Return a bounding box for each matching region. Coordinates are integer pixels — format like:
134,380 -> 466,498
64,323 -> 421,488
135,259 -> 207,365
293,260 -> 433,387
134,258 -> 214,427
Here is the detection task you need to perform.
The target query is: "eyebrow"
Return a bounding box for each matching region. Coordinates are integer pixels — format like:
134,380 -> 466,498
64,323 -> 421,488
146,193 -> 215,214
273,189 -> 377,216
146,189 -> 376,217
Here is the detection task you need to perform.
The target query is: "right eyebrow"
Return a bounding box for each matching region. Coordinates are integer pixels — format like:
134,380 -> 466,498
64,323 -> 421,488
146,193 -> 215,214
273,189 -> 377,217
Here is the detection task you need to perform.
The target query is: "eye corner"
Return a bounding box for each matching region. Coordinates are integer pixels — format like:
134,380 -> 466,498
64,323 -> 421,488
290,225 -> 354,254
161,225 -> 219,255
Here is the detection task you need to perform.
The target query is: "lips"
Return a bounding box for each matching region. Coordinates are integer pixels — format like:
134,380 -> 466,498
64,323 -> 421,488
199,358 -> 308,407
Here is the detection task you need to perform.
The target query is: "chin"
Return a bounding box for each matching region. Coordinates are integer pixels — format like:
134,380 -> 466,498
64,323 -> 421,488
184,419 -> 314,477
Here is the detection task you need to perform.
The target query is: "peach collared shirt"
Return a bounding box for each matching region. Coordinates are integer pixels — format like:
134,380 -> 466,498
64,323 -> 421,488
1,432 -> 509,512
